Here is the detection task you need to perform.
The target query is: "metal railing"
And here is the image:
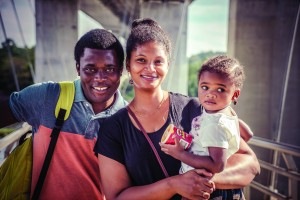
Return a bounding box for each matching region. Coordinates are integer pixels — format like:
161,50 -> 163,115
0,122 -> 31,165
1,126 -> 299,199
245,136 -> 300,200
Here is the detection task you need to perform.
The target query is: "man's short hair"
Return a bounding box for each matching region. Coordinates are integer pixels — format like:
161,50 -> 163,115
74,29 -> 124,72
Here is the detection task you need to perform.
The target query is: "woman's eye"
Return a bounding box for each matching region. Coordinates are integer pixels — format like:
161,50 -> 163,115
136,58 -> 146,63
155,60 -> 163,65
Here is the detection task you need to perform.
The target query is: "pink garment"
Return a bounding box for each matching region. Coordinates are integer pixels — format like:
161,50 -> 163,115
31,126 -> 103,200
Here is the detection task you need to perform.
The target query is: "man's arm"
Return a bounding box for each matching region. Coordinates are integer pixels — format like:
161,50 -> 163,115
212,139 -> 260,189
0,99 -> 18,128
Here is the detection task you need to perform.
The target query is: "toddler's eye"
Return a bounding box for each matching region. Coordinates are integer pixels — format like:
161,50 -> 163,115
217,88 -> 225,92
201,86 -> 208,90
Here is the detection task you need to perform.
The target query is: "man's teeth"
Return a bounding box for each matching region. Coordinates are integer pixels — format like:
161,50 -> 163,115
94,86 -> 108,91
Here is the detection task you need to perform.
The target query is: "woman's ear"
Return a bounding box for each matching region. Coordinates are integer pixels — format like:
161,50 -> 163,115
125,60 -> 130,72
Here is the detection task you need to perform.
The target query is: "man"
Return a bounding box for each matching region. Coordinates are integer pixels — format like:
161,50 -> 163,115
0,29 -> 127,199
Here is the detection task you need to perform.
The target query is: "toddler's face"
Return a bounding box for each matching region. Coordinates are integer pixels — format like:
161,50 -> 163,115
198,71 -> 239,113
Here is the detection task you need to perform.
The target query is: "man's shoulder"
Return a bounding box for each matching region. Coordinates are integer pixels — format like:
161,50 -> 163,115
10,81 -> 60,100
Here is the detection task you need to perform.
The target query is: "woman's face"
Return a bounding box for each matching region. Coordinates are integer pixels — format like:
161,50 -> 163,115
127,41 -> 169,91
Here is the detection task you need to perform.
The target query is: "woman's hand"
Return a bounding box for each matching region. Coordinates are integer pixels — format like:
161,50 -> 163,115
171,169 -> 215,200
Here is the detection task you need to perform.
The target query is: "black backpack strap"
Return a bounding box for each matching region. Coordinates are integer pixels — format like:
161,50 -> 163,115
31,108 -> 66,200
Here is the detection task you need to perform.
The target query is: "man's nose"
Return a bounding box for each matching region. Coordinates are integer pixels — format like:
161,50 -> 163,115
94,70 -> 107,80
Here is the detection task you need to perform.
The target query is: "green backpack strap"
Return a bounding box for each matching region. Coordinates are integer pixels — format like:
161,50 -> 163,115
32,81 -> 75,199
55,81 -> 75,120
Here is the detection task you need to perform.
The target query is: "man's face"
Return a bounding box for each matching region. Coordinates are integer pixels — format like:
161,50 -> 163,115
76,48 -> 121,113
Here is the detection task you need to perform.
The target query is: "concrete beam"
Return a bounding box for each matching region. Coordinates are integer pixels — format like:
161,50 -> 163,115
35,0 -> 78,82
140,0 -> 190,95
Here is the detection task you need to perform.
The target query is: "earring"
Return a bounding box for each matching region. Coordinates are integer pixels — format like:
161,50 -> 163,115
128,72 -> 133,85
233,100 -> 237,105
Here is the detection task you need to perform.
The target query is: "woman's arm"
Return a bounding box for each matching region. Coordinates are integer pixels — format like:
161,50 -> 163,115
239,119 -> 254,142
211,139 -> 260,189
160,138 -> 227,174
98,154 -> 215,200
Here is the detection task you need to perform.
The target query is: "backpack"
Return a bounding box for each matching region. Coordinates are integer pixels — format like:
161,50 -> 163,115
0,81 -> 75,200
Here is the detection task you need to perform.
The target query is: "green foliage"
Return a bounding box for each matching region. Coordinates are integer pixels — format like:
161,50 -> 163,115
0,39 -> 34,99
0,127 -> 15,138
120,78 -> 134,102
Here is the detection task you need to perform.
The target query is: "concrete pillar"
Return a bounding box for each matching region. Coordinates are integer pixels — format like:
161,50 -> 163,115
35,0 -> 78,82
140,0 -> 190,95
228,0 -> 300,144
228,0 -> 300,198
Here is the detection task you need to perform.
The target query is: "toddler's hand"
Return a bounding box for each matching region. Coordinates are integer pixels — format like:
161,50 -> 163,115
160,137 -> 185,160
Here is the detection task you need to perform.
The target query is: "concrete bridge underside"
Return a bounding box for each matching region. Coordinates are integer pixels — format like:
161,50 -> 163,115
1,0 -> 299,198
35,0 -> 192,95
35,0 -> 300,152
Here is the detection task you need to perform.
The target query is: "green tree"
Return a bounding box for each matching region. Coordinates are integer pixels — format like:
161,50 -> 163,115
0,39 -> 34,100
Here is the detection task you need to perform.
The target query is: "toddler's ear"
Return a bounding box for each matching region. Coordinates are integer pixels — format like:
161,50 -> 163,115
232,89 -> 240,100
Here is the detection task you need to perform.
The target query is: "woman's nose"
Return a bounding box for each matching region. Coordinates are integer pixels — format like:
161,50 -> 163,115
145,62 -> 155,71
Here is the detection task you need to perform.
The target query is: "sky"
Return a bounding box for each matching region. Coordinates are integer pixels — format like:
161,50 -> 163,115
187,0 -> 229,56
0,0 -> 229,58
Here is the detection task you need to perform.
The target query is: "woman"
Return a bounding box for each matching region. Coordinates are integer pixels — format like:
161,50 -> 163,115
94,18 -> 259,200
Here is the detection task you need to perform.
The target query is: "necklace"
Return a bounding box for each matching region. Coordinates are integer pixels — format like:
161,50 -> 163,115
156,91 -> 165,110
131,92 -> 169,119
132,91 -> 166,113
130,92 -> 169,132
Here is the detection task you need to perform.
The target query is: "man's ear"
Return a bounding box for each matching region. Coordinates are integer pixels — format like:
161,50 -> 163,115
76,64 -> 80,76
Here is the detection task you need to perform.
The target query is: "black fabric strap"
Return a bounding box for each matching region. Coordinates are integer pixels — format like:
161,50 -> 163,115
126,106 -> 169,178
31,108 -> 66,200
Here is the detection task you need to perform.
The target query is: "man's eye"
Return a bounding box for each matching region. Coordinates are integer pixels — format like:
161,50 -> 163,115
217,88 -> 225,92
84,68 -> 95,73
201,86 -> 208,90
106,67 -> 116,73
